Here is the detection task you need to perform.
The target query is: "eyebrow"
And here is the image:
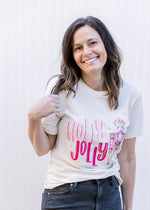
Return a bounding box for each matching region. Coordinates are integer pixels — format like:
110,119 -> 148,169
73,38 -> 99,47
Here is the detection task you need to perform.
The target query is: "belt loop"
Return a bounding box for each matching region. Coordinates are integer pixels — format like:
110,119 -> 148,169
73,182 -> 78,189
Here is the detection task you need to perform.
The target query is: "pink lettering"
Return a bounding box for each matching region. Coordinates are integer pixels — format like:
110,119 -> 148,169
91,124 -> 94,143
70,140 -> 80,160
95,120 -> 104,142
97,143 -> 108,161
67,119 -> 107,143
97,132 -> 103,142
95,120 -> 103,131
72,122 -> 77,143
80,141 -> 87,155
93,147 -> 98,166
77,124 -> 83,140
86,142 -> 92,163
67,121 -> 77,142
70,141 -> 108,166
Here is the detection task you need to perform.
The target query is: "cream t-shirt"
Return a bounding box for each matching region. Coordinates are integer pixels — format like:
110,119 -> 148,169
41,78 -> 143,189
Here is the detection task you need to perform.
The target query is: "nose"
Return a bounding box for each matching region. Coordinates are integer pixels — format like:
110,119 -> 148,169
83,45 -> 92,56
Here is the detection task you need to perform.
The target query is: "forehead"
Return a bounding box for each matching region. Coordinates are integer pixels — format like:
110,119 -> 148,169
73,25 -> 101,44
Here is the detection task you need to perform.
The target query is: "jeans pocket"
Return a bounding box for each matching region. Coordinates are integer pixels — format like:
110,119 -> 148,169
112,176 -> 119,188
46,183 -> 74,196
102,176 -> 119,190
42,184 -> 77,209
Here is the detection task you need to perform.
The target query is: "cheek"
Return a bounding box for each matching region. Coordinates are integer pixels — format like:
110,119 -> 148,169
73,53 -> 80,65
101,48 -> 107,61
103,50 -> 107,60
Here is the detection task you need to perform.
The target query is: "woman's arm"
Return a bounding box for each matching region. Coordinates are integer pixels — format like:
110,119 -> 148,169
28,94 -> 60,156
118,137 -> 136,210
28,114 -> 56,156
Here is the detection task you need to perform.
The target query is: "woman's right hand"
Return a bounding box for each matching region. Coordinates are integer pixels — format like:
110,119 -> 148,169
28,94 -> 60,121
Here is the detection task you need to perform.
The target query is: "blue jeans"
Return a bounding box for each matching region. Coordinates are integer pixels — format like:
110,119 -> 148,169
41,176 -> 122,210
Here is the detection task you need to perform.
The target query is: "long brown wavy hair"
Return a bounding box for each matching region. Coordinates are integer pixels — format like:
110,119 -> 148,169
50,16 -> 122,109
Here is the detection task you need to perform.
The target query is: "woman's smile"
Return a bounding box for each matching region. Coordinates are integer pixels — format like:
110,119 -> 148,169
82,56 -> 99,64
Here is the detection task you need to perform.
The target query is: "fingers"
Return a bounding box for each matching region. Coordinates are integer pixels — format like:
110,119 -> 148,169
49,95 -> 60,104
47,94 -> 60,114
51,102 -> 60,113
49,94 -> 59,99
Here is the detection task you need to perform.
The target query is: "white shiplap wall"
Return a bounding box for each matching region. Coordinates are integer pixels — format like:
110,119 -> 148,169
0,0 -> 149,209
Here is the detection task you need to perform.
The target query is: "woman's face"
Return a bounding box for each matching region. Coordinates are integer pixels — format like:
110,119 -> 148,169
72,25 -> 107,78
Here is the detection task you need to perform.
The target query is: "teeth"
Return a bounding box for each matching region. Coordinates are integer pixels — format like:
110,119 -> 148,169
84,57 -> 98,63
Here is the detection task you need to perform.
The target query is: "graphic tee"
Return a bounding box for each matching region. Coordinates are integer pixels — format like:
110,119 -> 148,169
41,78 -> 143,189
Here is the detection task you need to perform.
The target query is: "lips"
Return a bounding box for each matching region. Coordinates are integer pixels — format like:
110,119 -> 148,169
83,56 -> 99,63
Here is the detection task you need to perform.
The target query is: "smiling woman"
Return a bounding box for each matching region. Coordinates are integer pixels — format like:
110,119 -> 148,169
28,16 -> 143,210
52,16 -> 121,110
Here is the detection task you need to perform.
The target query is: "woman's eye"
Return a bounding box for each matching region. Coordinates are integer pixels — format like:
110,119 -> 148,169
90,41 -> 97,45
74,46 -> 81,51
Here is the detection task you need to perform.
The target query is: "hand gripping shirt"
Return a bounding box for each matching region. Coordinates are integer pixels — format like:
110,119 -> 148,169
41,78 -> 143,189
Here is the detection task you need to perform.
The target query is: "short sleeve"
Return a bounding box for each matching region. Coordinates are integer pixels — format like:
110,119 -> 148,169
125,93 -> 144,139
41,77 -> 60,135
41,114 -> 59,135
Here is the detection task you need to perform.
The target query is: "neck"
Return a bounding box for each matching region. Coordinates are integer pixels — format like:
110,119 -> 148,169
82,74 -> 105,91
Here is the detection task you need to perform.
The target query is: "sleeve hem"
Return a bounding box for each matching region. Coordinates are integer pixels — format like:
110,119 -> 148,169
43,128 -> 57,135
125,129 -> 143,139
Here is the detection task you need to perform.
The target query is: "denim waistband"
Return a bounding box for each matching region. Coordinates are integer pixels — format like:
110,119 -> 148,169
45,175 -> 119,191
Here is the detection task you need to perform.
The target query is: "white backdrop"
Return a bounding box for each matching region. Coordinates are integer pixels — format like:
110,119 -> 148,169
0,0 -> 149,209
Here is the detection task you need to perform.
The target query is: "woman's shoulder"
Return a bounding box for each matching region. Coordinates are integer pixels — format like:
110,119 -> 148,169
45,75 -> 59,95
120,79 -> 141,98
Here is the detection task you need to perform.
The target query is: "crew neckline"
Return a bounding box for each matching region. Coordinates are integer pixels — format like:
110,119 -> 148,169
79,79 -> 108,97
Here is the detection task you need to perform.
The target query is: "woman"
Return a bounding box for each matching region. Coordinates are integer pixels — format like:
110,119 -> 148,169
28,16 -> 143,210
